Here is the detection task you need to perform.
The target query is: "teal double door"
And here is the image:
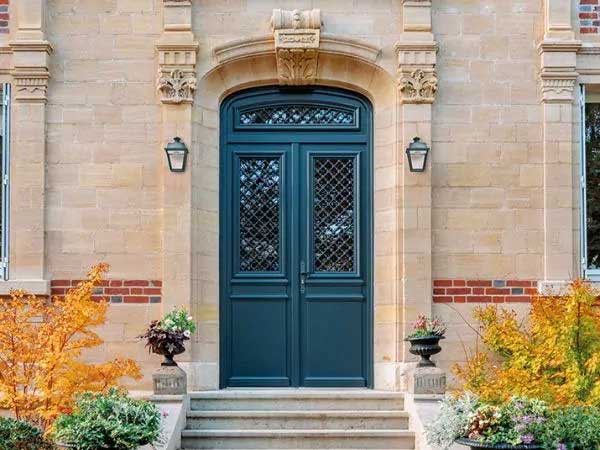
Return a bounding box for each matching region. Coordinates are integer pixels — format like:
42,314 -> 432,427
220,87 -> 373,388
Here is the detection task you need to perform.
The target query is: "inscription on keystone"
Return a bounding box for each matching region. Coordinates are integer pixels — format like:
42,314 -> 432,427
275,30 -> 320,48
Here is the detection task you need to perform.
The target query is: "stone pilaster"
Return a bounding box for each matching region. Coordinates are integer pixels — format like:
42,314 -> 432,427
538,0 -> 581,284
157,0 -> 198,383
394,0 -> 437,387
7,0 -> 51,288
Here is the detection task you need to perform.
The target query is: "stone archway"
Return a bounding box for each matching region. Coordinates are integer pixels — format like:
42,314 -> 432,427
188,47 -> 403,391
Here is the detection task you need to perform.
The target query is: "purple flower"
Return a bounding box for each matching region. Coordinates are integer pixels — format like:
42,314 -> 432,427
520,415 -> 533,424
515,423 -> 526,432
521,434 -> 535,445
557,444 -> 567,450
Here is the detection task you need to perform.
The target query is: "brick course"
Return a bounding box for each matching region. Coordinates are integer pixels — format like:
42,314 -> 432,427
433,280 -> 537,303
50,279 -> 162,304
0,0 -> 8,34
580,0 -> 600,33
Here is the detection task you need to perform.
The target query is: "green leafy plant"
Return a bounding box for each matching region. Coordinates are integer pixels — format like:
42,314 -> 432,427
407,314 -> 446,338
53,388 -> 162,450
0,417 -> 52,450
540,406 -> 600,450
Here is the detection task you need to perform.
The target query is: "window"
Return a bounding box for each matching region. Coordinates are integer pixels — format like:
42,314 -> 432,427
0,84 -> 10,280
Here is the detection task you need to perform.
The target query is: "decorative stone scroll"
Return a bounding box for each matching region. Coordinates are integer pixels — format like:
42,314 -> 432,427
271,9 -> 322,85
395,41 -> 438,104
399,68 -> 437,104
155,0 -> 198,104
157,68 -> 197,104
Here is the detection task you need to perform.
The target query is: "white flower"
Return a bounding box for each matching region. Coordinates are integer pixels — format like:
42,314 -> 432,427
165,319 -> 174,326
184,330 -> 191,338
187,316 -> 193,321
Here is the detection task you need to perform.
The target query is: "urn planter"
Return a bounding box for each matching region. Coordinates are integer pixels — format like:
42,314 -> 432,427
405,335 -> 444,367
455,438 -> 542,450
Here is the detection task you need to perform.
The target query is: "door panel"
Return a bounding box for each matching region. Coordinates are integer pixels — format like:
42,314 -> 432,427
300,146 -> 368,387
220,87 -> 372,388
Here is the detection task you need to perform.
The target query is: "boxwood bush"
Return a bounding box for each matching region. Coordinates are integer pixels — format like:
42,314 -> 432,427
53,388 -> 161,450
0,417 -> 52,450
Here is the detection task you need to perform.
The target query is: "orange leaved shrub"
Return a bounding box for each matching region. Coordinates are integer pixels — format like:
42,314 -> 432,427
454,280 -> 600,406
0,263 -> 141,429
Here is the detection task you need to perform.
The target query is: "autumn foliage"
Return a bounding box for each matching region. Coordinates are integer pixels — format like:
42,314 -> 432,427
0,263 -> 141,430
454,280 -> 600,407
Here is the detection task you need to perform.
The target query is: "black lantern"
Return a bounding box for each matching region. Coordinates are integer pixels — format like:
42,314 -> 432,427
164,137 -> 188,173
405,137 -> 430,172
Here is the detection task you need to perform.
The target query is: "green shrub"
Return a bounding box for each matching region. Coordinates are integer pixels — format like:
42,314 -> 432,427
0,417 -> 52,450
541,406 -> 600,450
53,388 -> 161,450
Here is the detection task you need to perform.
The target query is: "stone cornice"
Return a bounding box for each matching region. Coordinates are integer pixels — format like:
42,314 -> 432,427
212,34 -> 381,67
8,40 -> 53,54
537,39 -> 582,55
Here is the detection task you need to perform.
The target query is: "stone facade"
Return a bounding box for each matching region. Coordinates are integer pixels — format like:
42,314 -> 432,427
0,0 -> 593,391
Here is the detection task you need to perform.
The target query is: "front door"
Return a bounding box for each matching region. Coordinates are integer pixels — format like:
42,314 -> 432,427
220,87 -> 372,388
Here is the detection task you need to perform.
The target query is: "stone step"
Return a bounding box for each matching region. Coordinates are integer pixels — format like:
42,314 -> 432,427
180,429 -> 416,449
189,390 -> 405,411
186,410 -> 410,430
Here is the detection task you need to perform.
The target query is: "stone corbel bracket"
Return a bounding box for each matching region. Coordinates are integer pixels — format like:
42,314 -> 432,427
395,41 -> 438,104
538,40 -> 581,104
271,9 -> 322,86
8,40 -> 53,103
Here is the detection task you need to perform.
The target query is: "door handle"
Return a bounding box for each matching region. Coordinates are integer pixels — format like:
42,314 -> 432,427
300,261 -> 307,294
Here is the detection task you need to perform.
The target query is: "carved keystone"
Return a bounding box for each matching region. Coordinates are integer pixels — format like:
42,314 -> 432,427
271,9 -> 322,85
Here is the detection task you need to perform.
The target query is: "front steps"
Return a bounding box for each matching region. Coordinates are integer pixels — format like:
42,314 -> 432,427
181,390 -> 415,449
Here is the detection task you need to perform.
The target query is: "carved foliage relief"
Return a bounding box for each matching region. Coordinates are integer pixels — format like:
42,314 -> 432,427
399,68 -> 438,104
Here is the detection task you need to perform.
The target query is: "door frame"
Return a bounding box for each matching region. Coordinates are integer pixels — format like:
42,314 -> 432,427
218,86 -> 374,388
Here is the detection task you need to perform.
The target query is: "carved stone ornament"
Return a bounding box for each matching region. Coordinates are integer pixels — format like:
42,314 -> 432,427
271,9 -> 322,85
399,68 -> 438,104
157,68 -> 197,104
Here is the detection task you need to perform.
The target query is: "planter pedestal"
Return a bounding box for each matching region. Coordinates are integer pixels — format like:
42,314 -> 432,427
407,366 -> 446,395
153,364 -> 187,395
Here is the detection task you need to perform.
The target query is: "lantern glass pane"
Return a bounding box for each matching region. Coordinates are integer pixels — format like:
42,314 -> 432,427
168,150 -> 186,171
409,149 -> 427,171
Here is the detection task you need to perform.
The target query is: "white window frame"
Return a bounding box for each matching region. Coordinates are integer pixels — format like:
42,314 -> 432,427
0,83 -> 10,280
580,84 -> 600,280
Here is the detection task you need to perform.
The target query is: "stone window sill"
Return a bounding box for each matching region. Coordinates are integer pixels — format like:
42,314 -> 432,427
0,279 -> 50,296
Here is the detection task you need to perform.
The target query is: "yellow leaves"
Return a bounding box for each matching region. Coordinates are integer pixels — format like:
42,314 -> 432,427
0,263 -> 140,430
454,280 -> 600,407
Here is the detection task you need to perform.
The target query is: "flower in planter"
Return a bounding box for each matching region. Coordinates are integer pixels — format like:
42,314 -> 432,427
139,307 -> 197,365
426,394 -> 549,449
407,314 -> 446,339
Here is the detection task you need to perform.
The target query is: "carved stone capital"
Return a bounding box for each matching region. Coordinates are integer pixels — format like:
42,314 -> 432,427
157,68 -> 197,104
9,40 -> 53,103
271,9 -> 322,85
399,68 -> 438,104
539,71 -> 577,103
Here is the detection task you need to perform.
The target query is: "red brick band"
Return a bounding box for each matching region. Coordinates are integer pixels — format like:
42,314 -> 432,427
580,0 -> 600,34
433,279 -> 537,303
0,0 -> 8,34
51,279 -> 162,304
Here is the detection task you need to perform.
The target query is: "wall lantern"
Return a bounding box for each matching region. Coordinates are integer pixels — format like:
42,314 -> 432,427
405,137 -> 430,173
164,137 -> 188,173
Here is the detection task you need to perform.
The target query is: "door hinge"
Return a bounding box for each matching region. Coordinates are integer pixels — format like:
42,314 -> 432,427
3,174 -> 8,185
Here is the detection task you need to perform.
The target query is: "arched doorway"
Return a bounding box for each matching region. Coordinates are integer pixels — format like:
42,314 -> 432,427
219,86 -> 373,388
